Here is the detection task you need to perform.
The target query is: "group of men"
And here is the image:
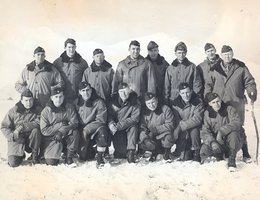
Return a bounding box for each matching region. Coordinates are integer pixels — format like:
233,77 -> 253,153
1,38 -> 257,171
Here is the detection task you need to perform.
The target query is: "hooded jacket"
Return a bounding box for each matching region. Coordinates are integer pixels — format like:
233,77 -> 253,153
53,51 -> 88,101
15,60 -> 64,106
82,60 -> 114,101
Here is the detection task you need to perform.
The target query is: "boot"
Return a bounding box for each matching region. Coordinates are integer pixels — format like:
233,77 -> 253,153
242,143 -> 252,163
214,153 -> 224,161
163,148 -> 171,160
127,150 -> 135,163
193,150 -> 201,162
31,150 -> 40,164
149,151 -> 158,162
228,150 -> 237,172
96,152 -> 105,168
65,152 -> 74,165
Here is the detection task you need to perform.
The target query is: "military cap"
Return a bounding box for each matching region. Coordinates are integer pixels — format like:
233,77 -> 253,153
175,42 -> 187,52
204,43 -> 215,51
21,89 -> 33,98
34,46 -> 45,54
221,45 -> 233,53
205,92 -> 220,103
147,41 -> 159,51
178,82 -> 191,91
51,87 -> 64,96
118,82 -> 129,90
93,48 -> 104,56
78,81 -> 91,90
145,92 -> 157,101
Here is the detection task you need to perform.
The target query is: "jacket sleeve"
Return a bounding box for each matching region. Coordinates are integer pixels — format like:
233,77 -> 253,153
164,68 -> 171,104
154,106 -> 174,135
112,64 -> 123,95
193,65 -> 203,97
219,106 -> 241,136
244,66 -> 257,99
22,116 -> 40,132
81,68 -> 89,82
1,108 -> 15,141
40,108 -> 63,136
83,100 -> 107,134
179,102 -> 204,131
51,67 -> 64,89
204,73 -> 215,97
59,105 -> 79,136
147,61 -> 156,94
200,111 -> 215,146
116,104 -> 141,131
15,68 -> 28,93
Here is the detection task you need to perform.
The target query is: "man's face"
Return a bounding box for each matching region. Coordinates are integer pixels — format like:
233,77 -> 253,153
118,87 -> 131,102
221,51 -> 233,64
205,48 -> 216,61
51,92 -> 64,108
175,50 -> 187,62
21,96 -> 34,109
148,48 -> 159,60
34,52 -> 45,65
145,97 -> 158,111
209,97 -> 222,112
79,86 -> 92,101
65,43 -> 76,58
179,87 -> 192,103
93,53 -> 105,66
129,45 -> 140,59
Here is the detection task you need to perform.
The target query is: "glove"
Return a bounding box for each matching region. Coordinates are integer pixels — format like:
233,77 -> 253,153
211,141 -> 222,154
109,123 -> 117,135
249,92 -> 257,103
173,125 -> 182,141
216,131 -> 225,145
13,125 -> 24,141
54,132 -> 63,143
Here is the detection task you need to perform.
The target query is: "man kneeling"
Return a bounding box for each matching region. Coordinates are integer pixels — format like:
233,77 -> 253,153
76,81 -> 108,167
1,89 -> 42,167
200,93 -> 242,171
40,87 -> 79,166
139,93 -> 175,161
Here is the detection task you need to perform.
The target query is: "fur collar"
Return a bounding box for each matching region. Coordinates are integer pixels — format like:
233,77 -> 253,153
90,60 -> 112,72
46,99 -> 67,113
206,102 -> 228,118
76,88 -> 101,107
111,91 -> 138,108
60,51 -> 82,64
16,101 -> 42,115
171,57 -> 192,67
27,60 -> 53,72
143,103 -> 163,116
125,55 -> 145,65
146,54 -> 165,65
172,93 -> 201,109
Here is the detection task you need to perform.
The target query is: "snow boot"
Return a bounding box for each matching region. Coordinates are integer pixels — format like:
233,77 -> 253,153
127,150 -> 135,163
163,148 -> 171,161
31,150 -> 40,164
242,143 -> 252,163
192,150 -> 201,162
96,152 -> 105,168
228,150 -> 237,172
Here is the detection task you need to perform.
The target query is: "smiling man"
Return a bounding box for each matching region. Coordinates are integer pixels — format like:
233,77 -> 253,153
200,93 -> 242,171
112,40 -> 156,102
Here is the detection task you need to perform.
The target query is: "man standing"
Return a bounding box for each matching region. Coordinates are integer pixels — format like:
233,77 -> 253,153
82,49 -> 114,102
164,42 -> 202,105
146,41 -> 169,103
15,47 -> 64,107
76,81 -> 108,167
171,83 -> 204,162
205,45 -> 257,162
40,87 -> 79,166
108,82 -> 141,163
112,40 -> 156,102
139,92 -> 175,161
197,43 -> 221,96
200,93 -> 242,171
53,38 -> 89,102
1,89 -> 42,167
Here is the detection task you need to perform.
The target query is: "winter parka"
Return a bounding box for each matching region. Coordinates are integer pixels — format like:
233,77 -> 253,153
200,103 -> 242,147
171,93 -> 204,131
112,55 -> 156,98
1,101 -> 42,156
15,60 -> 64,107
82,60 -> 114,101
164,58 -> 202,105
53,51 -> 89,102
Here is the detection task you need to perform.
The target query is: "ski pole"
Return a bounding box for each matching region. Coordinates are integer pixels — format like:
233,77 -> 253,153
251,102 -> 259,165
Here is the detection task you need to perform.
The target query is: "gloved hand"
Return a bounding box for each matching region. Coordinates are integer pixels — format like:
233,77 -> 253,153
216,131 -> 225,145
249,91 -> 257,103
211,141 -> 222,154
54,132 -> 63,143
13,125 -> 24,141
109,123 -> 117,135
173,125 -> 182,141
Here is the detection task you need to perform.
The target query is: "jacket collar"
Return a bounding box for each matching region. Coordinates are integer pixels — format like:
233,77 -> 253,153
146,54 -> 165,65
207,102 -> 228,118
172,92 -> 201,109
171,57 -> 192,67
125,55 -> 145,67
111,91 -> 138,108
60,51 -> 82,64
90,60 -> 112,72
27,60 -> 53,72
16,101 -> 42,114
77,88 -> 100,107
143,103 -> 163,116
46,99 -> 67,113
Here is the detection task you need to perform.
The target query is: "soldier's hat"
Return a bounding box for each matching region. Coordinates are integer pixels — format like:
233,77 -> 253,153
175,42 -> 187,52
51,87 -> 63,96
118,82 -> 129,90
78,81 -> 91,90
93,48 -> 104,56
34,46 -> 45,54
147,41 -> 158,51
221,45 -> 232,53
204,43 -> 215,51
205,92 -> 220,103
178,82 -> 191,91
145,92 -> 157,101
21,89 -> 33,98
